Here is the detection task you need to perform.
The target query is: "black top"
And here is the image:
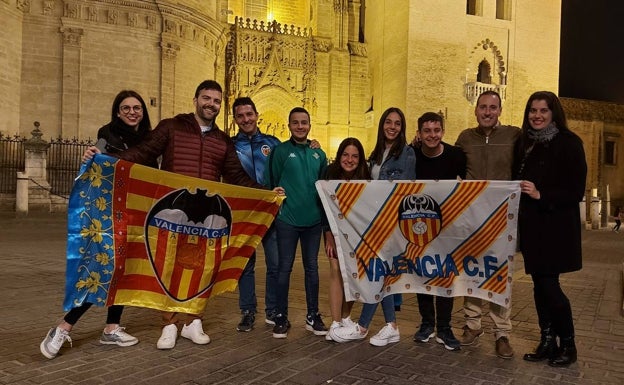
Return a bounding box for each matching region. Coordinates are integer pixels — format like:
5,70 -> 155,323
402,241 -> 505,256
412,141 -> 467,180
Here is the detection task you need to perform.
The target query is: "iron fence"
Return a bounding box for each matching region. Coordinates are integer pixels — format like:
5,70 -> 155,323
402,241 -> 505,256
48,137 -> 94,197
0,134 -> 25,194
0,134 -> 93,198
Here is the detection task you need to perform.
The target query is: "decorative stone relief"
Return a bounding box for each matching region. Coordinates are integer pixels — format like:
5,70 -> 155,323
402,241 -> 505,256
60,27 -> 83,47
42,0 -> 55,16
17,0 -> 31,12
334,0 -> 348,13
161,42 -> 180,61
64,2 -> 79,18
87,7 -> 97,22
128,13 -> 138,27
107,9 -> 118,24
164,19 -> 177,34
348,42 -> 367,57
147,15 -> 157,30
313,38 -> 332,52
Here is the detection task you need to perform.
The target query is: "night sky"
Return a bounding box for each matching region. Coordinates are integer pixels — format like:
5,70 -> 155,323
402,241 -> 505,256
559,0 -> 624,103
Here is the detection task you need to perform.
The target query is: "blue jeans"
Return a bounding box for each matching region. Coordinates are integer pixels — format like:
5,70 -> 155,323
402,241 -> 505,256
274,219 -> 322,317
238,224 -> 279,316
358,295 -> 396,329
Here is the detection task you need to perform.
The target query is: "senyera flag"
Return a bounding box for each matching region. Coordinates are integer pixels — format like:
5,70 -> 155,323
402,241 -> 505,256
63,154 -> 283,314
316,179 -> 520,308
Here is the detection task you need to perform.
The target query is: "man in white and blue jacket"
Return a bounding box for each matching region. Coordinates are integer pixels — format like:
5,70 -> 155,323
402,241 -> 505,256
231,97 -> 281,332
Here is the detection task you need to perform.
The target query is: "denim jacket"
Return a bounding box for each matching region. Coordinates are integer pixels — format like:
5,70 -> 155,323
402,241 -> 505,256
371,144 -> 416,180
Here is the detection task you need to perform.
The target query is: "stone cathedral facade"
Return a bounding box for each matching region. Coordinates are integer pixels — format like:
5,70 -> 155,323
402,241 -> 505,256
1,0 -> 622,206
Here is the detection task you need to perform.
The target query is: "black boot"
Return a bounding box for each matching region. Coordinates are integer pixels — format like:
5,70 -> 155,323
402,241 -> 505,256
523,328 -> 558,362
548,337 -> 577,367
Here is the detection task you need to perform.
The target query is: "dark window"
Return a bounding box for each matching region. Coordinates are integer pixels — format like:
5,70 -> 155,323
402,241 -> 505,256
605,140 -> 617,165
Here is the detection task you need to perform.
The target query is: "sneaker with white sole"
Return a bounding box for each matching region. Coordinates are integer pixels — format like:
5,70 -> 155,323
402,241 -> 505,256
341,317 -> 357,329
99,326 -> 139,347
40,327 -> 72,359
157,324 -> 178,350
181,319 -> 211,344
305,312 -> 328,336
369,323 -> 400,347
326,320 -> 341,341
330,323 -> 368,343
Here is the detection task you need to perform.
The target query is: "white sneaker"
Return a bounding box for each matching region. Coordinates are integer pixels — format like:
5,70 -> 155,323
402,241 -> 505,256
157,324 -> 178,350
330,323 -> 368,343
341,317 -> 357,328
181,319 -> 211,345
326,320 -> 341,341
369,323 -> 400,346
99,326 -> 139,347
40,327 -> 72,359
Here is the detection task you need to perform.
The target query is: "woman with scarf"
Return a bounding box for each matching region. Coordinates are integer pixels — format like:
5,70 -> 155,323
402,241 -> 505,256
40,90 -> 154,359
514,91 -> 587,367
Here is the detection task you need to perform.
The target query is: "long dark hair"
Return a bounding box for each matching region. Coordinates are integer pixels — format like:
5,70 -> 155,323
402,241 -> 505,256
369,107 -> 407,165
110,90 -> 152,138
521,91 -> 569,133
326,137 -> 371,180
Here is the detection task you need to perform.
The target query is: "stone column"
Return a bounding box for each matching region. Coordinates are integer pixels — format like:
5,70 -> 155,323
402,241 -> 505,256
18,122 -> 52,214
160,41 -> 179,119
60,27 -> 84,138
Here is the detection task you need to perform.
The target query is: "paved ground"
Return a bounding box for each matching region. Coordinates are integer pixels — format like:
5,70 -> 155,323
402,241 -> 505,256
0,213 -> 623,385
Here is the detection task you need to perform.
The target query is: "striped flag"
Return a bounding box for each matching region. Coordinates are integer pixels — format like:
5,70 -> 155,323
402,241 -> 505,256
316,179 -> 520,308
63,154 -> 283,314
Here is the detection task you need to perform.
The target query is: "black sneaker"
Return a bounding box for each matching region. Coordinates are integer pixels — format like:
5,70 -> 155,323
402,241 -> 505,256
237,310 -> 255,332
305,313 -> 328,336
413,324 -> 435,343
272,314 -> 290,339
265,310 -> 278,326
435,328 -> 461,351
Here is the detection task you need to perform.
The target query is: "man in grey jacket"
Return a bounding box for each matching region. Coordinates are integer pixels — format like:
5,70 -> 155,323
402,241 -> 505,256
455,90 -> 521,359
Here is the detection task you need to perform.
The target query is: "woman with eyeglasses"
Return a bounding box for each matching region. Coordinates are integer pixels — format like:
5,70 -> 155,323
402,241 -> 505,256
40,90 -> 154,359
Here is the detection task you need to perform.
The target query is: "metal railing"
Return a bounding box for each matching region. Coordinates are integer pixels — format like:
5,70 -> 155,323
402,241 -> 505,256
0,134 -> 25,194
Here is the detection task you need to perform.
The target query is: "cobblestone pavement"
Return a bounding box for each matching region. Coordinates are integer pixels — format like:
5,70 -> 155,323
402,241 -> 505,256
1,213 -> 623,385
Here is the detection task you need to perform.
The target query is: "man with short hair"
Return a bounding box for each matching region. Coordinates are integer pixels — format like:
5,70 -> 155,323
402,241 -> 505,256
410,112 -> 466,351
265,107 -> 328,339
231,97 -> 281,331
454,90 -> 521,359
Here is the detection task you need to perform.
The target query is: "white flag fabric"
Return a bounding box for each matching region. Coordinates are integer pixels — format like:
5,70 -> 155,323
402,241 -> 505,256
316,179 -> 521,308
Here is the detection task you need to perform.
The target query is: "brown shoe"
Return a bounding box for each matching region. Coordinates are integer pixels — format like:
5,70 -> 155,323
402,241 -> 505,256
496,336 -> 514,359
458,325 -> 484,345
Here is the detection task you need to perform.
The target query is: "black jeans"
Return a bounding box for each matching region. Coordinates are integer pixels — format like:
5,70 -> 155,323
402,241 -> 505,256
64,304 -> 124,325
416,293 -> 453,329
531,273 -> 574,338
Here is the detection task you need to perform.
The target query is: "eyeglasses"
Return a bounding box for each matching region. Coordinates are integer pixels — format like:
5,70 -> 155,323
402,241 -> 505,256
120,105 -> 143,114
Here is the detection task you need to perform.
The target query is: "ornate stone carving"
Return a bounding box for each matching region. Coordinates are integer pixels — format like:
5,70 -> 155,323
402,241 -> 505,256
87,6 -> 97,22
348,42 -> 367,57
161,42 -> 180,61
43,0 -> 55,16
17,0 -> 30,13
313,38 -> 332,52
334,0 -> 347,13
128,13 -> 138,27
164,18 -> 177,34
64,2 -> 79,18
147,15 -> 157,30
561,98 -> 624,123
60,27 -> 83,47
107,9 -> 118,24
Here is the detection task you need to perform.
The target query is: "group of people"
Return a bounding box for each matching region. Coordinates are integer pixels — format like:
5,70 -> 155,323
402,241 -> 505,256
39,83 -> 587,370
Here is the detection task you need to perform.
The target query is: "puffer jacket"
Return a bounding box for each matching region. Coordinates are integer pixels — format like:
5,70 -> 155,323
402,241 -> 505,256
455,124 -> 521,180
119,113 -> 260,187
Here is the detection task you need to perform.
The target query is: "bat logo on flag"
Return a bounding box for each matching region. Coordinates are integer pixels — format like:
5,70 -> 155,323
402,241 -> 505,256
144,188 -> 232,301
397,193 -> 442,246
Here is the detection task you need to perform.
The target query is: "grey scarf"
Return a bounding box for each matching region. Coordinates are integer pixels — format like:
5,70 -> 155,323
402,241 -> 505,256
527,123 -> 559,143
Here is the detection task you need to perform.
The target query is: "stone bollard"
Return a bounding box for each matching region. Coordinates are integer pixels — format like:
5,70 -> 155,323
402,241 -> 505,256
16,172 -> 29,216
23,121 -> 52,213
